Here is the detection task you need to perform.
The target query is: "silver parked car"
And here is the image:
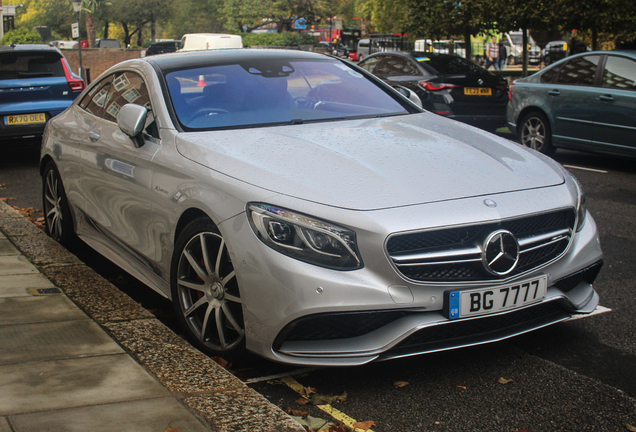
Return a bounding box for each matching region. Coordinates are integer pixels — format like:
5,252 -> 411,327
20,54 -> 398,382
41,49 -> 603,366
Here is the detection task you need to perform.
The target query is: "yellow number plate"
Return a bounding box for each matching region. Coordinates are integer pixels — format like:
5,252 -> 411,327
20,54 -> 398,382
464,87 -> 492,96
4,113 -> 46,126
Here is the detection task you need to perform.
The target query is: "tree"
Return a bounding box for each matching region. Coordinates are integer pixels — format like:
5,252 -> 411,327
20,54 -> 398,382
13,0 -> 77,40
356,0 -> 408,34
0,26 -> 43,44
162,0 -> 225,38
220,0 -> 334,34
83,0 -> 112,48
406,0 -> 496,61
491,0 -> 554,76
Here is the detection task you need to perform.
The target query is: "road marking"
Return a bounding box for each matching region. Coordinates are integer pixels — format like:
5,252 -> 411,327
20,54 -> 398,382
567,305 -> 611,321
563,164 -> 608,174
281,376 -> 375,432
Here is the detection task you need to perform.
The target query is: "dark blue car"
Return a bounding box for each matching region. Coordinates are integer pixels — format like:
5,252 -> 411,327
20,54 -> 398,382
507,50 -> 636,156
0,44 -> 85,141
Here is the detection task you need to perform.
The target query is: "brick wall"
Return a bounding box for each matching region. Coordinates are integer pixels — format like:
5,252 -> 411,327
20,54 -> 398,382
62,49 -> 144,83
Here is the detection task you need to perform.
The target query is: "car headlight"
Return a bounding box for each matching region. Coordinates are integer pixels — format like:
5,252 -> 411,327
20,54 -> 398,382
247,203 -> 363,270
573,175 -> 587,232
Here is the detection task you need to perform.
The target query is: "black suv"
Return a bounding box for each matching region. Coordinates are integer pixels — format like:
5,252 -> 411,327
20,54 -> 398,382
145,40 -> 181,56
0,44 -> 84,140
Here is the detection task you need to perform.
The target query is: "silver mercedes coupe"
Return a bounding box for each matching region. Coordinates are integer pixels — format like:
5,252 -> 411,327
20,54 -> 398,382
40,49 -> 603,366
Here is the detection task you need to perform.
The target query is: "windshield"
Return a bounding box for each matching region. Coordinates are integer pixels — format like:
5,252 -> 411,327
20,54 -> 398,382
165,58 -> 408,130
510,34 -> 536,46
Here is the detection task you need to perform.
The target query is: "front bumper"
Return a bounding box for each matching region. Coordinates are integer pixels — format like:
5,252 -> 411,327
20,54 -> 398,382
222,187 -> 603,366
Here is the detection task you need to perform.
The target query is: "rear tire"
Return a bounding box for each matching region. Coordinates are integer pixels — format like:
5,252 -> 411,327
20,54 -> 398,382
171,217 -> 245,358
519,112 -> 555,156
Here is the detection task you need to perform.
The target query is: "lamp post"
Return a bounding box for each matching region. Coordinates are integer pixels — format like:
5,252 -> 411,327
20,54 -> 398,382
71,0 -> 84,81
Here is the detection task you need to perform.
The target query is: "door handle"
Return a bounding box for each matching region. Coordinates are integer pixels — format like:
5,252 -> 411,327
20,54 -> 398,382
548,90 -> 560,96
598,94 -> 614,102
88,131 -> 100,142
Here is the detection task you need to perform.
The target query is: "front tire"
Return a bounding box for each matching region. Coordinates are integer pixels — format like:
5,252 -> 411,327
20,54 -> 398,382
171,217 -> 245,357
519,112 -> 554,156
42,161 -> 77,246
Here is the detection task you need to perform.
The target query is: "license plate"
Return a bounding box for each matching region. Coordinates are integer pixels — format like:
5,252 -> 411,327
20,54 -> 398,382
446,275 -> 547,319
4,113 -> 46,126
464,87 -> 492,96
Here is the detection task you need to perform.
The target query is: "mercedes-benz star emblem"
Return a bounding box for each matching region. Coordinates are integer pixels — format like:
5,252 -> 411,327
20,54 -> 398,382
478,79 -> 484,85
482,230 -> 520,276
484,199 -> 497,208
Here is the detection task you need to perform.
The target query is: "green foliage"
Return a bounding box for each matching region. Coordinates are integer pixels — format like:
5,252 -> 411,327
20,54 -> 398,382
15,0 -> 76,39
1,27 -> 44,44
163,0 -> 224,37
242,32 -> 320,47
356,0 -> 409,34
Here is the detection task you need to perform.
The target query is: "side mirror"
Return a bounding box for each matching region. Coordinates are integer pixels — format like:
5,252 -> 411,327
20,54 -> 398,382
393,86 -> 423,108
117,104 -> 147,147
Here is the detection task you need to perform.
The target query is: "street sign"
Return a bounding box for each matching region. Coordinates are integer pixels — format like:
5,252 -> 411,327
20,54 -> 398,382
71,23 -> 79,39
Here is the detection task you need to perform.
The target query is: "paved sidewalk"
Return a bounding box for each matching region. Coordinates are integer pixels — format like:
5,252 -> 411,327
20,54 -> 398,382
0,201 -> 303,432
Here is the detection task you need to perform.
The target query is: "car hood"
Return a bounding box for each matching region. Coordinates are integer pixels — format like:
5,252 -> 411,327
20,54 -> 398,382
175,113 -> 564,211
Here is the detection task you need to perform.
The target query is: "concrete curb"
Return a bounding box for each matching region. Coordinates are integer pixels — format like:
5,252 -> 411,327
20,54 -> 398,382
0,200 -> 304,432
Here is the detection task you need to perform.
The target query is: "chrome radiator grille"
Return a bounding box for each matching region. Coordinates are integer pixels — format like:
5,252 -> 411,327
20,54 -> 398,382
387,209 -> 576,282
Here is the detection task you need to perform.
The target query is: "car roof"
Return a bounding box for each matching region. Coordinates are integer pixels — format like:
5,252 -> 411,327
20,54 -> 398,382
145,48 -> 333,71
0,44 -> 62,53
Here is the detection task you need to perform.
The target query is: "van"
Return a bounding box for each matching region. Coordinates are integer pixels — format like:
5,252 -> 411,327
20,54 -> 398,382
356,39 -> 370,61
96,38 -> 121,48
178,34 -> 243,52
503,32 -> 540,65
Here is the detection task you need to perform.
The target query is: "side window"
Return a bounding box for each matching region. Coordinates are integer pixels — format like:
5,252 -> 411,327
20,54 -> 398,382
556,55 -> 600,86
602,56 -> 636,90
359,56 -> 382,74
540,64 -> 562,83
104,71 -> 158,138
78,74 -> 114,117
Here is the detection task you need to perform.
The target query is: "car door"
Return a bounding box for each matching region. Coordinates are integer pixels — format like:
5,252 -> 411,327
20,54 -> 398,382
75,70 -> 161,267
549,54 -> 602,147
593,54 -> 636,153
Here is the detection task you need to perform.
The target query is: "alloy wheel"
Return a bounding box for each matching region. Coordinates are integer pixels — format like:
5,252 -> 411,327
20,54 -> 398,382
43,169 -> 64,241
521,116 -> 547,152
175,231 -> 244,352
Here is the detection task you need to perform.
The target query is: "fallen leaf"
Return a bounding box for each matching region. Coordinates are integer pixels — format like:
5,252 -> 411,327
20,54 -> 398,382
328,424 -> 349,432
293,414 -> 329,430
517,429 -> 533,432
165,428 -> 181,432
285,407 -> 309,417
624,424 -> 636,432
0,197 -> 7,202
211,356 -> 229,368
302,386 -> 319,398
310,391 -> 347,405
456,385 -> 467,390
498,377 -> 514,385
353,420 -> 376,430
393,381 -> 409,388
296,398 -> 310,405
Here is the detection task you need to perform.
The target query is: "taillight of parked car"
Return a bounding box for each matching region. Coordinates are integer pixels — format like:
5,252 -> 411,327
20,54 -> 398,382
61,58 -> 85,91
508,83 -> 514,101
419,82 -> 459,91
